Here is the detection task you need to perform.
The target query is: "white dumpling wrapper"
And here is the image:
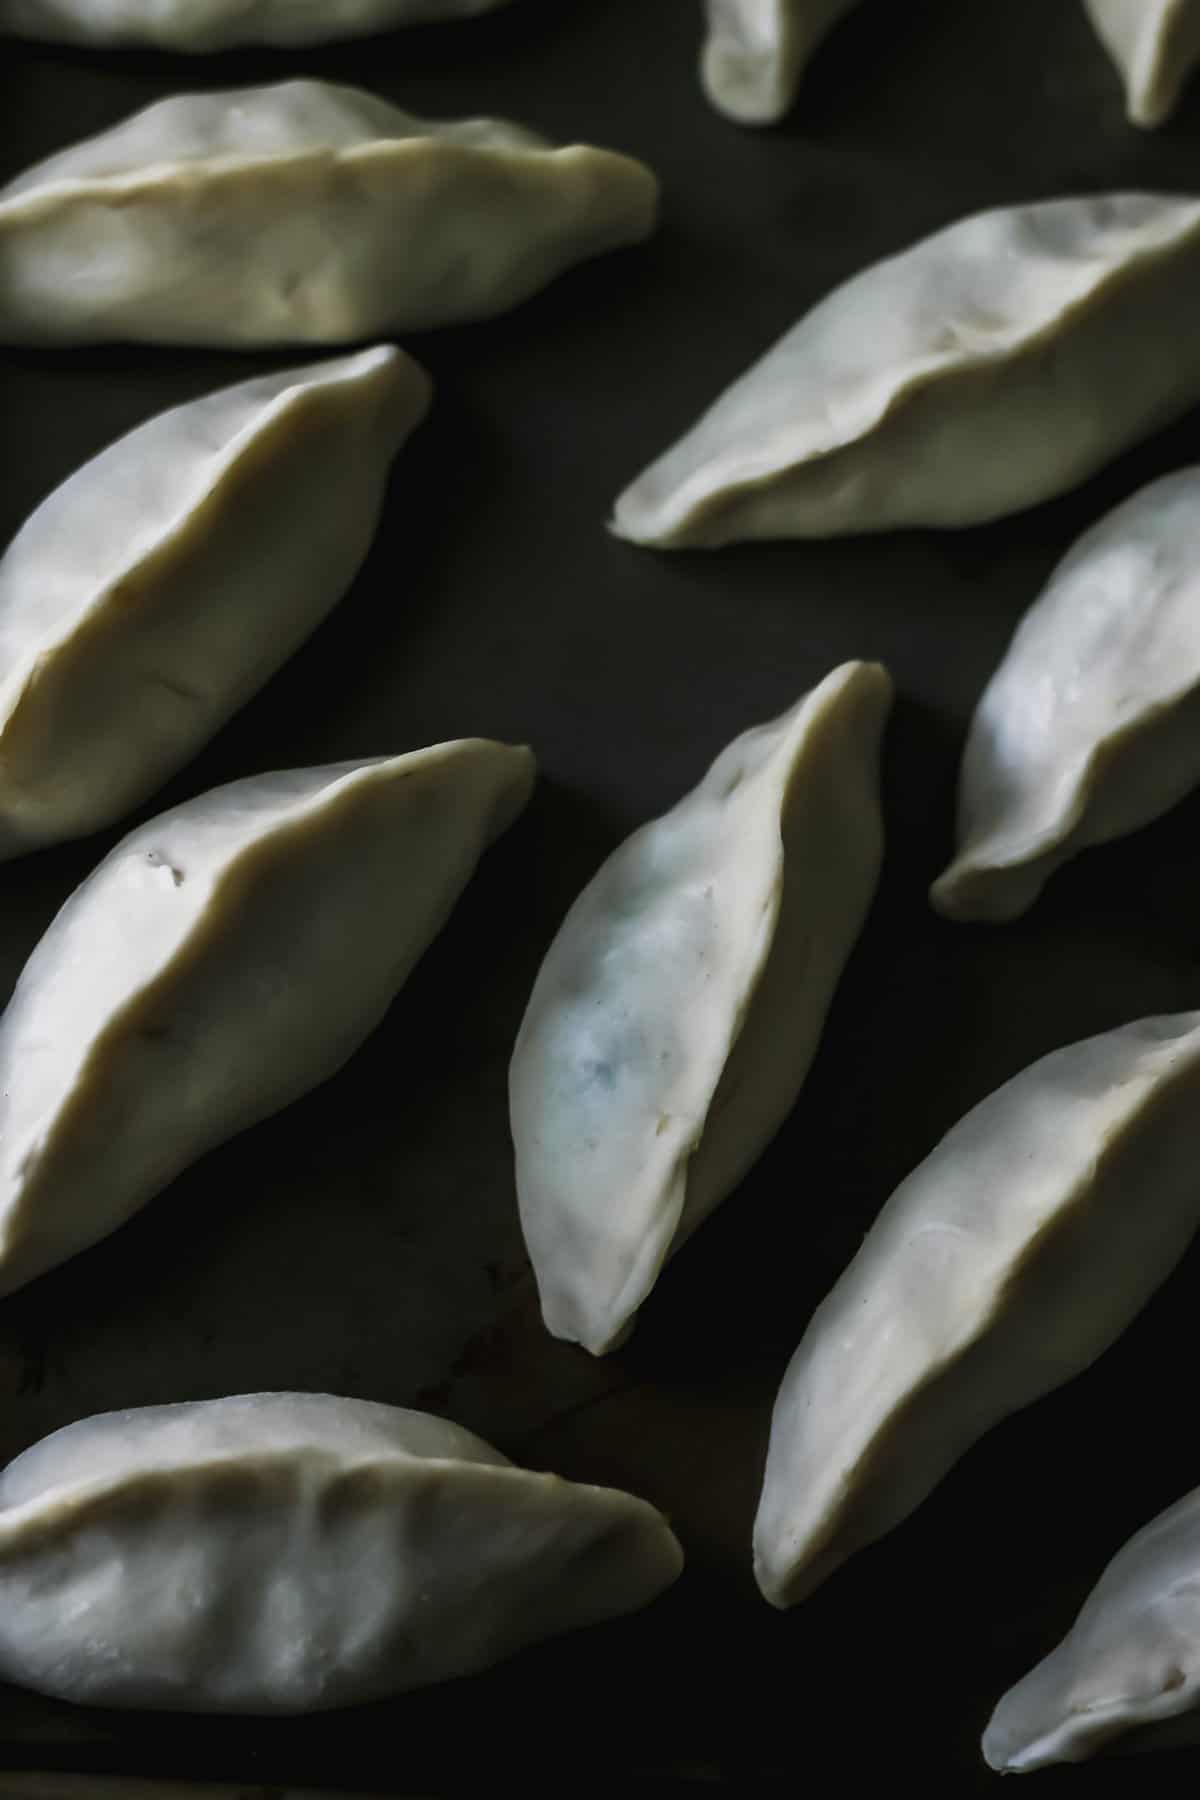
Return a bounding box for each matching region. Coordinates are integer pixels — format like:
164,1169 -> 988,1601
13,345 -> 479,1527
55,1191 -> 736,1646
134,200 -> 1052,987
0,80 -> 658,347
755,1012 -> 1200,1607
510,661 -> 891,1356
0,0 -> 515,51
1084,0 -> 1200,128
0,741 -> 535,1296
0,1392 -> 683,1713
611,195 -> 1200,546
932,468 -> 1200,924
0,345 -> 430,859
985,1482 -> 1200,1771
701,1 -> 863,126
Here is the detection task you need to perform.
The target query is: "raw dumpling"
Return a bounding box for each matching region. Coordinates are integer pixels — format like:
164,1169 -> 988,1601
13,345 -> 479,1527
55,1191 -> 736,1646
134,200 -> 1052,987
0,0 -> 516,51
0,741 -> 535,1296
0,1393 -> 683,1712
701,1 -> 863,126
0,346 -> 430,859
510,661 -> 891,1356
755,1012 -> 1200,1607
932,468 -> 1200,925
611,195 -> 1200,547
985,1483 -> 1200,1771
1084,0 -> 1200,128
0,80 -> 658,347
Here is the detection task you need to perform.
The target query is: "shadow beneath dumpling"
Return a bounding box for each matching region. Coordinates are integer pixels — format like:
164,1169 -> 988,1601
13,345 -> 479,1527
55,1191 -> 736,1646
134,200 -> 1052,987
990,401 -> 1200,581
763,0 -> 944,145
601,694 -> 956,1375
1015,784 -> 1200,979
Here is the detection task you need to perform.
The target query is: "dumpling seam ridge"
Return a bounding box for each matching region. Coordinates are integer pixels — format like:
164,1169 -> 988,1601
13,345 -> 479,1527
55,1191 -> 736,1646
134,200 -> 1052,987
0,350 -> 404,737
644,203 -> 1200,525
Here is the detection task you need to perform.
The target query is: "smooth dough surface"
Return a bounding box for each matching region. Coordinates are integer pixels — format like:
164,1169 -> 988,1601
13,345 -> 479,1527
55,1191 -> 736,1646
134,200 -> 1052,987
755,1012 -> 1200,1607
701,0 -> 863,125
985,1482 -> 1200,1770
611,195 -> 1200,546
0,345 -> 430,858
0,80 -> 658,346
511,662 -> 891,1355
0,741 -> 534,1296
932,467 -> 1200,923
0,1393 -> 683,1712
0,0 -> 515,51
1084,0 -> 1200,127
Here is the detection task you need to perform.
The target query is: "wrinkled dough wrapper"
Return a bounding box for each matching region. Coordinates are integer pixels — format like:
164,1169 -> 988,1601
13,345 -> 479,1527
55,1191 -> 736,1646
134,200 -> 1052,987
0,1393 -> 682,1712
511,661 -> 891,1356
0,741 -> 535,1296
755,1012 -> 1200,1607
0,0 -> 515,51
985,1483 -> 1200,1771
932,468 -> 1200,924
0,80 -> 658,346
0,346 -> 430,859
701,0 -> 863,125
1084,0 -> 1200,128
611,194 -> 1200,546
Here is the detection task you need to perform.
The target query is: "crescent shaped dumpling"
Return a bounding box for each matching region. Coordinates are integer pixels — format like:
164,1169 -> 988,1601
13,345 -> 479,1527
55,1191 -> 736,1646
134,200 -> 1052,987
0,345 -> 430,859
0,80 -> 659,346
701,1 -> 863,126
0,741 -> 535,1296
510,661 -> 891,1357
611,195 -> 1200,547
0,0 -> 516,51
985,1482 -> 1200,1771
1084,0 -> 1200,128
0,1393 -> 683,1712
932,467 -> 1200,924
754,1012 -> 1200,1608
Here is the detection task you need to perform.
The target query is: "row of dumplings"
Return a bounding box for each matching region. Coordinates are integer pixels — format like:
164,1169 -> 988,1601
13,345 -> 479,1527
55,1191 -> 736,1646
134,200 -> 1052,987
2,207 -> 1200,1784
0,624 -> 1197,1767
3,0 -> 1196,134
3,79 -> 1197,673
0,364 -> 1193,1759
8,86 -> 1200,591
3,1380 -> 1200,1772
7,13 -> 1200,1776
2,331 -> 1197,918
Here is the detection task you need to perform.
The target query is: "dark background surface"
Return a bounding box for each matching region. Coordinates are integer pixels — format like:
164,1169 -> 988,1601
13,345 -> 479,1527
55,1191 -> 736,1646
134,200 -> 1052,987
2,0 -> 1200,1790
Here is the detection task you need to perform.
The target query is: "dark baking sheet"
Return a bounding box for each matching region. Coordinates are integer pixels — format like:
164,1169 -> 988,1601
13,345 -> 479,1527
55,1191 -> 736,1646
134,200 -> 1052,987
3,0 -> 1200,1790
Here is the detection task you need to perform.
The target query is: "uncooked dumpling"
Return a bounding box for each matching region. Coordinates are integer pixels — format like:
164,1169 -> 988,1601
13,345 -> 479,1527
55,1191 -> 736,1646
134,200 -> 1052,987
0,741 -> 535,1296
0,346 -> 430,858
755,1012 -> 1200,1607
932,467 -> 1200,924
0,0 -> 516,51
0,1393 -> 683,1712
511,662 -> 891,1356
612,195 -> 1200,546
0,80 -> 658,346
701,1 -> 864,125
1084,0 -> 1200,128
985,1481 -> 1200,1770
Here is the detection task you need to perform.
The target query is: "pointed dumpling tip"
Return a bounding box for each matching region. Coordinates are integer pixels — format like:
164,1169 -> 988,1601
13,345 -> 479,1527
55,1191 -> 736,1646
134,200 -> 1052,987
929,856 -> 1047,925
700,40 -> 790,127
